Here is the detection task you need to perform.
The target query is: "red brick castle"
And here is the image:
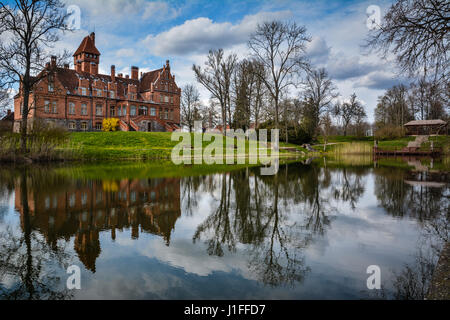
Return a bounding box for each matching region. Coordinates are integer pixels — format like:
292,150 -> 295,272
14,32 -> 181,132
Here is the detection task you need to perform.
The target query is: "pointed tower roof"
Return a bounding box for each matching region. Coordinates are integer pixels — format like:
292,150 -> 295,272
73,32 -> 100,56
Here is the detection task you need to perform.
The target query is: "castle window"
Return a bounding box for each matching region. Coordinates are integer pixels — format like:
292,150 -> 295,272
150,107 -> 156,116
130,105 -> 136,116
48,75 -> 54,92
44,100 -> 50,113
110,91 -> 115,99
81,193 -> 87,205
95,122 -> 102,130
165,84 -> 168,91
164,96 -> 169,103
118,106 -> 122,116
96,104 -> 103,116
110,106 -> 115,117
122,106 -> 127,116
68,102 -> 76,115
52,101 -> 57,114
170,96 -> 174,104
81,122 -> 88,131
139,106 -> 147,116
81,103 -> 88,115
160,95 -> 163,103
96,89 -> 102,97
69,194 -> 76,207
164,109 -> 168,120
68,121 -> 76,130
81,87 -> 87,96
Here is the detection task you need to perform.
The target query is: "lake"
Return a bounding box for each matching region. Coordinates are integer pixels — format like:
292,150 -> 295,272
0,158 -> 448,300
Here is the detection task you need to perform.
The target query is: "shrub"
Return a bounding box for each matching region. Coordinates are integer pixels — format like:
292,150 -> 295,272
375,125 -> 406,140
102,118 -> 120,132
258,120 -> 312,145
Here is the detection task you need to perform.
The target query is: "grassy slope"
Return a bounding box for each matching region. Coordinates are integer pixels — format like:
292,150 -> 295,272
65,131 -> 299,160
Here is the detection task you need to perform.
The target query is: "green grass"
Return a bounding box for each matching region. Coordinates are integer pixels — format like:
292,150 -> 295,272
63,131 -> 302,161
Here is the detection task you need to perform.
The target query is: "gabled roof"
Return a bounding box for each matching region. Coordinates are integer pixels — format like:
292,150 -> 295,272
73,35 -> 100,56
1,112 -> 14,121
140,68 -> 163,91
404,119 -> 447,126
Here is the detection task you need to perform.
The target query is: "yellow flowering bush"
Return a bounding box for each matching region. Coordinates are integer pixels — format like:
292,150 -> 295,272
102,118 -> 120,132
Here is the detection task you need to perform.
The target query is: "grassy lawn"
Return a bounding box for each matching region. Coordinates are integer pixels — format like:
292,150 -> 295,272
64,131 -> 300,161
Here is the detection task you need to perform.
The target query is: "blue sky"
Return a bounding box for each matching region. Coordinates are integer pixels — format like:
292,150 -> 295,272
54,0 -> 407,121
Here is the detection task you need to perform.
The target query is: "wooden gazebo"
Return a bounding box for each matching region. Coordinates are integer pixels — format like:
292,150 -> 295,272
404,119 -> 448,135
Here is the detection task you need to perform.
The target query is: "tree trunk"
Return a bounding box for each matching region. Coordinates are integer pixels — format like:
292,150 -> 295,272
20,86 -> 31,154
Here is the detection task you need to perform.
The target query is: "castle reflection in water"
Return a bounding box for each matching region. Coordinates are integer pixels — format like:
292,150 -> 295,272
14,177 -> 181,272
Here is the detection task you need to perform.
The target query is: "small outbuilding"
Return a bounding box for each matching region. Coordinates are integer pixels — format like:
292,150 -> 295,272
0,110 -> 14,132
403,119 -> 448,135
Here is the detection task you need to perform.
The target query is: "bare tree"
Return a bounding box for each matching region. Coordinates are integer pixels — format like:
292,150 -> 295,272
201,99 -> 220,130
334,93 -> 367,136
248,21 -> 310,128
193,49 -> 237,133
301,68 -> 338,137
366,0 -> 449,82
0,88 -> 10,117
0,0 -> 71,153
181,84 -> 201,132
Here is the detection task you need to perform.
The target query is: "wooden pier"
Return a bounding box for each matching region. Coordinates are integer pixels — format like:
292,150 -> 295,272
373,147 -> 442,157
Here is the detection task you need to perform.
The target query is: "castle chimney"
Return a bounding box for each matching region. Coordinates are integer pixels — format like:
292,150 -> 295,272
111,65 -> 116,81
166,60 -> 170,68
118,73 -> 123,78
89,32 -> 95,44
131,66 -> 139,80
51,56 -> 57,68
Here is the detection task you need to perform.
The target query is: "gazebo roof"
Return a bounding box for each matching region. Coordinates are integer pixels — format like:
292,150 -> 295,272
404,119 -> 447,126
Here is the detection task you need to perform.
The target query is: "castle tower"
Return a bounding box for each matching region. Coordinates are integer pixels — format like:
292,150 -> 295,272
73,32 -> 101,75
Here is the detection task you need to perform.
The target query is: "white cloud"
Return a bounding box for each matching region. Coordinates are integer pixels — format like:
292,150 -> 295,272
143,10 -> 293,56
354,71 -> 408,90
142,1 -> 180,20
305,36 -> 330,65
65,0 -> 180,24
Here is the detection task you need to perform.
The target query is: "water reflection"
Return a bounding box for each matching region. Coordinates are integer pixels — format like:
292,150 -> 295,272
0,159 -> 448,299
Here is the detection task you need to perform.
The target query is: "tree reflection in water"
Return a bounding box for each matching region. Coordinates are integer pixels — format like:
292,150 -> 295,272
192,163 -> 370,287
0,171 -> 73,300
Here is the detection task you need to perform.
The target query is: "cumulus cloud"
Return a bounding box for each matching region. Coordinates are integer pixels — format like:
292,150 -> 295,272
305,36 -> 330,65
327,53 -> 379,81
354,71 -> 408,90
65,0 -> 180,23
142,10 -> 293,56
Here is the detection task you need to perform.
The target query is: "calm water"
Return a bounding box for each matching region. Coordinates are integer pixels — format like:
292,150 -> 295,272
0,160 -> 448,300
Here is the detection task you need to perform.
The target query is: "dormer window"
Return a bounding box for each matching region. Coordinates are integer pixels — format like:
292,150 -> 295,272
48,75 -> 54,92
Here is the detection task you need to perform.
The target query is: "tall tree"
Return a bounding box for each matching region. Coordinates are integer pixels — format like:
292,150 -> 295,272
374,85 -> 414,127
334,93 -> 367,136
366,0 -> 449,82
0,0 -> 70,153
180,84 -> 201,132
193,49 -> 237,133
301,68 -> 338,137
248,21 -> 310,128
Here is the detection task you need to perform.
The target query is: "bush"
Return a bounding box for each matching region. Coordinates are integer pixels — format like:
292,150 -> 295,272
375,125 -> 406,140
102,118 -> 120,132
258,120 -> 312,145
